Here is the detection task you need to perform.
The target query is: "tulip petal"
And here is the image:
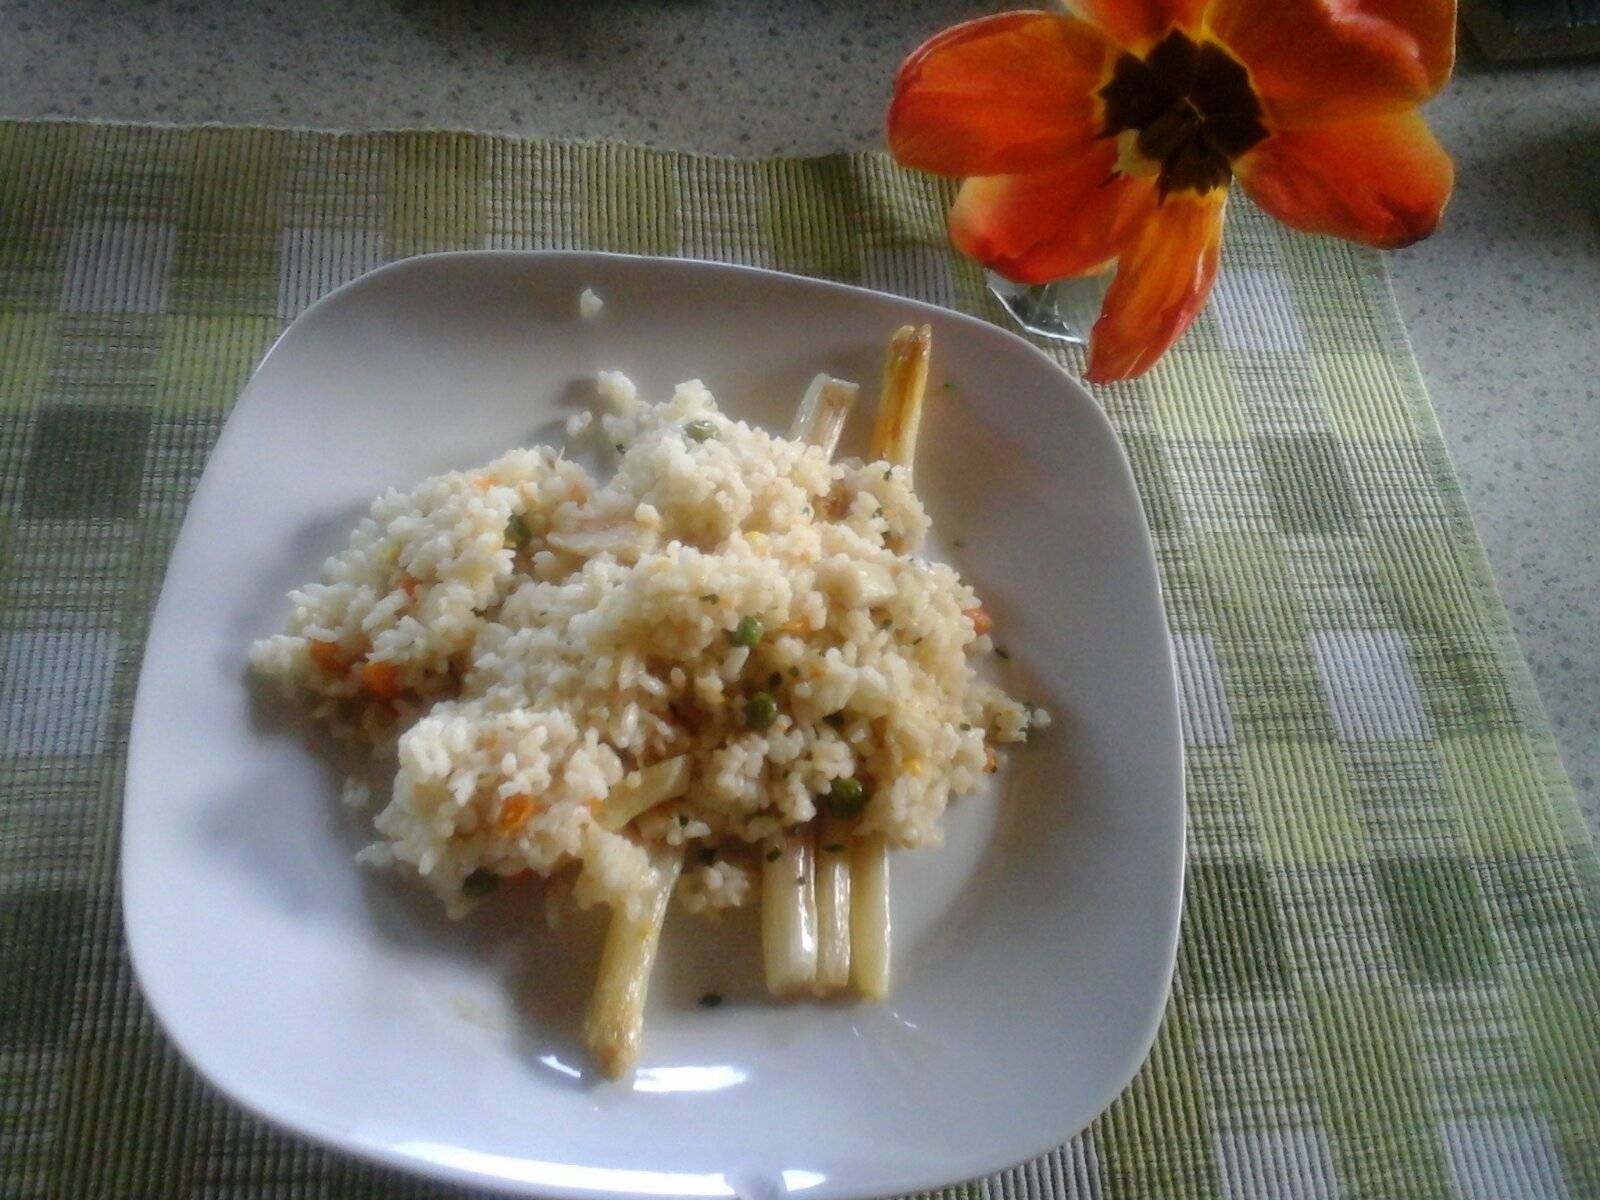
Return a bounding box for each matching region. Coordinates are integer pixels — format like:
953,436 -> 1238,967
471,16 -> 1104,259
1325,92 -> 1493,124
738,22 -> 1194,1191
1086,188 -> 1225,383
1358,0 -> 1457,95
949,143 -> 1154,285
1237,110 -> 1452,248
1067,0 -> 1208,50
1205,0 -> 1456,126
888,11 -> 1114,178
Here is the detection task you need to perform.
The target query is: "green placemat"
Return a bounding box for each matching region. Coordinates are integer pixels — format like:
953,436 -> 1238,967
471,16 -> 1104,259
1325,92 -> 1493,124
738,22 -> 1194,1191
1,120 -> 1597,1199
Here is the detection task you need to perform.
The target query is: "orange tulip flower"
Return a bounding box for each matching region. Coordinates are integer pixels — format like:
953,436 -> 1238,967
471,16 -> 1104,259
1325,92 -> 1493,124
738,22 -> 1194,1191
887,0 -> 1455,382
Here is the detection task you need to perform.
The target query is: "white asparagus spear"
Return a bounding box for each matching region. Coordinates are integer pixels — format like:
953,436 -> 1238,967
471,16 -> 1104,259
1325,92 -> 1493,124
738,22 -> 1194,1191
583,847 -> 684,1079
755,374 -> 860,999
582,757 -> 691,1077
846,323 -> 933,1001
595,755 -> 690,832
848,833 -> 891,999
869,324 -> 931,484
813,817 -> 853,995
761,830 -> 818,996
790,373 -> 859,456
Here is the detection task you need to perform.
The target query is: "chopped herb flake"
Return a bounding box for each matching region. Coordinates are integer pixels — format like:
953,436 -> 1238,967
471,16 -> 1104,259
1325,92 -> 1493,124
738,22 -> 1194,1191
765,847 -> 782,863
823,711 -> 846,729
701,593 -> 719,603
768,671 -> 782,688
698,992 -> 724,1009
505,514 -> 532,550
788,666 -> 800,678
994,646 -> 1011,660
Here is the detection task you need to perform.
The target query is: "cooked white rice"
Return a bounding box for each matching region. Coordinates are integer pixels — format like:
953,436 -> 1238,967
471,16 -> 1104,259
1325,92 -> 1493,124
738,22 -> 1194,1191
251,374 -> 1044,918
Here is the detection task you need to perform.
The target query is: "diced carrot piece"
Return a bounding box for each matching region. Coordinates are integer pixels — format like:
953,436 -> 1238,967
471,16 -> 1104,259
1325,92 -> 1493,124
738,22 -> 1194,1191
360,660 -> 403,700
965,606 -> 993,637
398,574 -> 419,598
984,743 -> 999,774
309,639 -> 345,673
495,794 -> 537,835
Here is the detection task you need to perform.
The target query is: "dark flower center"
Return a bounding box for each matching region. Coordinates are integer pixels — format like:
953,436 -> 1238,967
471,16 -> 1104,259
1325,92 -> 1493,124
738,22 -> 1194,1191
1098,30 -> 1267,197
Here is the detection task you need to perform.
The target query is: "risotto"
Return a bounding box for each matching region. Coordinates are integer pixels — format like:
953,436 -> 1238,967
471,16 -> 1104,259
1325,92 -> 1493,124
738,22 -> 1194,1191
251,330 -> 1044,1074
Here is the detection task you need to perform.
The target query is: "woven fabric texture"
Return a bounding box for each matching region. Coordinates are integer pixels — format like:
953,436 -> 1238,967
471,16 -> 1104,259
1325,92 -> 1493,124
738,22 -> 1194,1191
1,121 -> 1597,1200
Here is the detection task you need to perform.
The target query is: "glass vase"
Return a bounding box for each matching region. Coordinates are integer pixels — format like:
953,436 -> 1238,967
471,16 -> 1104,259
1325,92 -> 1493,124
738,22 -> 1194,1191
986,269 -> 1112,346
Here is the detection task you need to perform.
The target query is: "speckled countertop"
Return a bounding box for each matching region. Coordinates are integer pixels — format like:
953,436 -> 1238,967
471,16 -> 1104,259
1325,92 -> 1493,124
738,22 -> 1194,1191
3,0 -> 1596,832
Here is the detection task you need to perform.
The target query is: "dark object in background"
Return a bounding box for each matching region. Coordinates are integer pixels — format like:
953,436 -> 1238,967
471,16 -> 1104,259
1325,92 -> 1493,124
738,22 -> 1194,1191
1462,0 -> 1600,58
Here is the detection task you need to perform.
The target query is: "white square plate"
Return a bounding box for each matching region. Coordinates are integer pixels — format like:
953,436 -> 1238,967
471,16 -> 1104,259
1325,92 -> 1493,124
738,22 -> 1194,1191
123,252 -> 1183,1200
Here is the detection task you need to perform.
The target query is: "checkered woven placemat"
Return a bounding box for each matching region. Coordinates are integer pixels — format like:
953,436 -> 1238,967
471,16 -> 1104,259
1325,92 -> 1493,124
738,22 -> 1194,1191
1,121 -> 1597,1200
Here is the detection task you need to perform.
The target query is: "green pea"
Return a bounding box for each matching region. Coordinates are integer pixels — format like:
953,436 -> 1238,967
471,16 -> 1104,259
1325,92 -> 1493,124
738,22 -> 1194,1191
462,868 -> 500,898
728,615 -> 764,648
685,419 -> 718,443
823,777 -> 867,818
745,691 -> 778,731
